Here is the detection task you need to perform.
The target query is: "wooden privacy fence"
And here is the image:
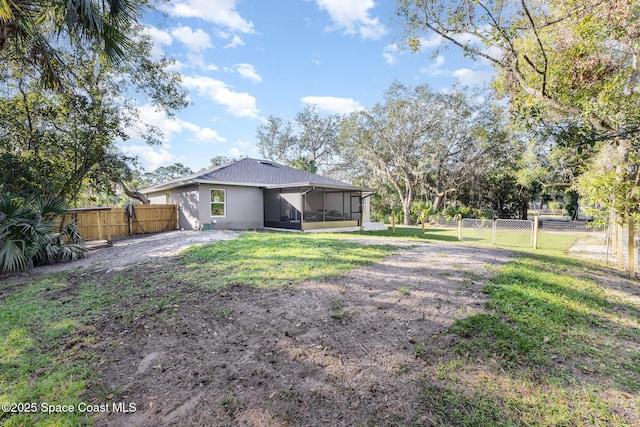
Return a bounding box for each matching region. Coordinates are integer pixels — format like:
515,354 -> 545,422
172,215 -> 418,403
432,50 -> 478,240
64,204 -> 178,241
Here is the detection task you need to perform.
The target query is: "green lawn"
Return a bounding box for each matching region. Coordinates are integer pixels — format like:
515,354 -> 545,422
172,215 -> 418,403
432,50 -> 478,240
1,229 -> 638,426
0,232 -> 395,426
421,235 -> 640,426
177,232 -> 396,289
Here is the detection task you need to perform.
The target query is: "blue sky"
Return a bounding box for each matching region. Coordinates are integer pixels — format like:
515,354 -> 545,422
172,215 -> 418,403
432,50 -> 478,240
122,0 -> 496,172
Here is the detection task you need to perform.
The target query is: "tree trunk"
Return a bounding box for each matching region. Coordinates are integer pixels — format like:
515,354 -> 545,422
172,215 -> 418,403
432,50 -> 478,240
403,197 -> 412,225
116,179 -> 150,204
433,193 -> 444,212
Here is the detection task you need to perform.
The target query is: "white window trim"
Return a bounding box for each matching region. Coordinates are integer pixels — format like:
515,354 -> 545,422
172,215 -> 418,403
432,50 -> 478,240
210,188 -> 226,218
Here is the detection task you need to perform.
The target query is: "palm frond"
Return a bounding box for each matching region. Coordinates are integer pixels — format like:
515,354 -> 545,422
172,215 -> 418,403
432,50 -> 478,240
0,238 -> 30,272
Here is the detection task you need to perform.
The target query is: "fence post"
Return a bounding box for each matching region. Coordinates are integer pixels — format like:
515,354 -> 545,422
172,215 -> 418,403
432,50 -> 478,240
421,220 -> 425,237
611,214 -> 617,257
492,218 -> 497,245
457,215 -> 462,241
533,214 -> 539,249
128,206 -> 132,236
618,222 -> 624,267
628,219 -> 635,273
97,211 -> 103,241
106,208 -> 112,243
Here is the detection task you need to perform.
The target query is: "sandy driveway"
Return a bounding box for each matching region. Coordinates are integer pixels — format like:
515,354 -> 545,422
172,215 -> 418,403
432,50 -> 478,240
35,230 -> 240,274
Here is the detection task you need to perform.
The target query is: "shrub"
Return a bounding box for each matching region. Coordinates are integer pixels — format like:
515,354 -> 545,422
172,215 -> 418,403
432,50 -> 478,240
0,195 -> 86,272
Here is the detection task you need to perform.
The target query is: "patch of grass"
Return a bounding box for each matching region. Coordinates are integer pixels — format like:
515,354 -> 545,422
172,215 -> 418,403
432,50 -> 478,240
421,382 -> 517,426
357,225 -> 460,242
392,363 -> 410,375
398,286 -> 411,296
0,273 -> 109,426
178,232 -> 396,289
427,235 -> 640,425
330,298 -> 349,320
216,307 -> 234,319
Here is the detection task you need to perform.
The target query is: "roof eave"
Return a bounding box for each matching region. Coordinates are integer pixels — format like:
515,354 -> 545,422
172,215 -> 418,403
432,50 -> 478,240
264,182 -> 371,191
143,179 -> 372,194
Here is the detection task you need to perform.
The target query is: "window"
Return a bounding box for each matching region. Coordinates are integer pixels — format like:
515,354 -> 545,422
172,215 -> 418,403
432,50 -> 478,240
210,189 -> 226,216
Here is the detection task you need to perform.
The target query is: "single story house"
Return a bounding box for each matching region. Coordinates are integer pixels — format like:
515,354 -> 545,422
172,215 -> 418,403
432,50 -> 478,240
141,158 -> 375,232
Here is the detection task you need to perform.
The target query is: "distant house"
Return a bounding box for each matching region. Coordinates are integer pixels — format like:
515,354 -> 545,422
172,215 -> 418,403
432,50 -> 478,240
141,158 -> 375,232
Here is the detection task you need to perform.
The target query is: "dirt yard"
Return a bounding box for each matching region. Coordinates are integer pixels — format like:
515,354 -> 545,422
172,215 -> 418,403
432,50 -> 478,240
35,231 -> 509,426
37,230 -> 240,274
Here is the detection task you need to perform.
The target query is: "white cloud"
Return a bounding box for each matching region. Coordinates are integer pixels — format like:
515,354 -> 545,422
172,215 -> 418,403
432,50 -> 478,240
121,144 -> 178,170
314,0 -> 387,40
235,63 -> 262,83
417,33 -> 444,50
453,68 -> 495,87
300,96 -> 364,114
420,54 -> 445,75
162,0 -> 254,34
129,105 -> 227,147
191,128 -> 227,144
182,76 -> 263,119
224,34 -> 245,48
164,60 -> 186,72
383,43 -> 399,65
132,105 -> 184,141
235,140 -> 253,150
227,141 -> 259,158
186,52 -> 206,68
171,25 -> 213,52
228,147 -> 244,157
142,25 -> 173,58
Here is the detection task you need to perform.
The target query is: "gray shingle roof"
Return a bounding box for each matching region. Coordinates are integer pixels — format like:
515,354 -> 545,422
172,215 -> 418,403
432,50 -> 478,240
142,158 -> 367,192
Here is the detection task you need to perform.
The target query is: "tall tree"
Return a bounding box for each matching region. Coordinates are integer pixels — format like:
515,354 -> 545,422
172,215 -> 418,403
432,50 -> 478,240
341,83 -> 436,225
420,91 -> 510,211
256,106 -> 342,174
0,0 -> 139,88
206,156 -> 238,170
256,116 -> 297,165
141,163 -> 194,187
397,0 -> 639,139
396,0 -> 640,220
340,83 -> 511,224
0,19 -> 187,204
295,105 -> 342,172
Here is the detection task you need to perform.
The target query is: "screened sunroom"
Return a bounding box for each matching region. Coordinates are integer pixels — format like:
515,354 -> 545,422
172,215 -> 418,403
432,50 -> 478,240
263,186 -> 366,231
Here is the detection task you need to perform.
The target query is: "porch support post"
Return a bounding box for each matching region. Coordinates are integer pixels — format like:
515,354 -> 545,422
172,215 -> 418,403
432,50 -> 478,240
300,189 -> 305,231
322,188 -> 326,222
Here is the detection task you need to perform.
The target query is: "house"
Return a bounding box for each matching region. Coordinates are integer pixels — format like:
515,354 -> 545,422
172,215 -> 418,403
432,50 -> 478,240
141,158 -> 376,232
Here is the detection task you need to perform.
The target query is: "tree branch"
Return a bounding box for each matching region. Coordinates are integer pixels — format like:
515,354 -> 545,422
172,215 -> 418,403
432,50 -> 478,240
114,178 -> 150,204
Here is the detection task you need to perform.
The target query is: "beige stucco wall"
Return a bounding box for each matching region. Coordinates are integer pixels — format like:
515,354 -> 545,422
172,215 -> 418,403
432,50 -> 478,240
146,185 -> 200,230
198,184 -> 263,230
147,184 -> 368,231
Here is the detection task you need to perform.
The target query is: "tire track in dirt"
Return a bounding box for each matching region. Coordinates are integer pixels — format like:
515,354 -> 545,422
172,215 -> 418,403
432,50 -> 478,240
93,241 -> 512,426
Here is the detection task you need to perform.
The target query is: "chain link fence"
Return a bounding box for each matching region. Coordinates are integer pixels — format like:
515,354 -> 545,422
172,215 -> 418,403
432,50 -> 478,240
460,218 -> 534,248
460,218 -> 493,244
493,219 -> 534,247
